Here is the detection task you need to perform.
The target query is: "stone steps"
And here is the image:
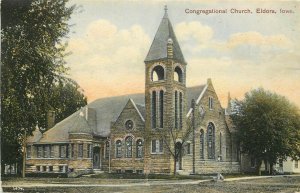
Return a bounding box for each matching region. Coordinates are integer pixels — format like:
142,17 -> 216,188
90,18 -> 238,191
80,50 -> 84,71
93,169 -> 104,174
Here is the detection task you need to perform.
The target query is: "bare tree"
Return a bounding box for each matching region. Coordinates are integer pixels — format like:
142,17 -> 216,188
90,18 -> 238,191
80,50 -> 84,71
155,99 -> 204,175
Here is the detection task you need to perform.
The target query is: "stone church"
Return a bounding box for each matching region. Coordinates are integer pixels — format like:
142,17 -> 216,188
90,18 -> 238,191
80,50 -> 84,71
26,7 -> 241,176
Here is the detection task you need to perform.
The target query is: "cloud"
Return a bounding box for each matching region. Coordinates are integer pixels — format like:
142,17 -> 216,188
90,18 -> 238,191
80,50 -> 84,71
227,31 -> 292,49
66,19 -> 151,101
65,17 -> 300,108
175,21 -> 214,43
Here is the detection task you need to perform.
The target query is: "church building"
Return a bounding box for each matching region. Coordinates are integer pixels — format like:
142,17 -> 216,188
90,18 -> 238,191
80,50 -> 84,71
26,7 -> 241,176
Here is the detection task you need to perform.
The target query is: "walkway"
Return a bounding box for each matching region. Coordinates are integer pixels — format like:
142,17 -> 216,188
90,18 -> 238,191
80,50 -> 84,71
2,175 -> 300,188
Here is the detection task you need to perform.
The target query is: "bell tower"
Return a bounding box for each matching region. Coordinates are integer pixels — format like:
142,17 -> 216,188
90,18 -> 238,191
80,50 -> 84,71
144,6 -> 187,174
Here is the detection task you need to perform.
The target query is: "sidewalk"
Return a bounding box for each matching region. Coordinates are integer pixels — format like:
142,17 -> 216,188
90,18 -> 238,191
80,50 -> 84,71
1,174 -> 300,188
224,174 -> 300,182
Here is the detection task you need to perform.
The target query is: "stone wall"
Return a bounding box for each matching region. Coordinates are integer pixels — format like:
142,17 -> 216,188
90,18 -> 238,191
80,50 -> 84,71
26,133 -> 104,174
144,59 -> 187,174
109,99 -> 145,173
181,79 -> 240,174
182,158 -> 240,174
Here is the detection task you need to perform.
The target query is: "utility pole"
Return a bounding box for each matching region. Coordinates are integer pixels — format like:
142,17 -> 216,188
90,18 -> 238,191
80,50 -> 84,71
22,130 -> 27,178
108,139 -> 111,173
192,99 -> 196,174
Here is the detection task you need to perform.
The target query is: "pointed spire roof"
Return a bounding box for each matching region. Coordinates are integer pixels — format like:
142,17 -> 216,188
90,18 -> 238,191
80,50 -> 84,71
145,6 -> 186,64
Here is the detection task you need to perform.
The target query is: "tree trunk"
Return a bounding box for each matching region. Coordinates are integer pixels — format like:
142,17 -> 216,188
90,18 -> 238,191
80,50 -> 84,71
1,162 -> 5,175
173,157 -> 176,175
256,160 -> 262,176
269,163 -> 273,175
264,160 -> 268,172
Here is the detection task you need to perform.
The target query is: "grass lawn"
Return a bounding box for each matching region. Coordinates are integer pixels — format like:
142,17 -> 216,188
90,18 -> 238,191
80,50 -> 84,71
2,176 -> 300,193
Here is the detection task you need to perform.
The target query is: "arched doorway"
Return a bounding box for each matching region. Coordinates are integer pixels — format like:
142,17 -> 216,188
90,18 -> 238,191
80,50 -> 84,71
175,142 -> 182,171
93,146 -> 101,169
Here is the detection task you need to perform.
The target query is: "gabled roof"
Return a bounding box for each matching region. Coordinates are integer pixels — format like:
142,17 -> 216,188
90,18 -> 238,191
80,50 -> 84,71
130,99 -> 145,122
29,85 -> 206,143
135,103 -> 146,120
144,9 -> 185,63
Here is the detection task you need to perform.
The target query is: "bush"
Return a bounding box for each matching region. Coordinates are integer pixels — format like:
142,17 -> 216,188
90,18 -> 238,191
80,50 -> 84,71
25,173 -> 68,178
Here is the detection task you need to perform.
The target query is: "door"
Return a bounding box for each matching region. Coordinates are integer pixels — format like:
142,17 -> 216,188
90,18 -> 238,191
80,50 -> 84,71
175,142 -> 182,171
93,146 -> 100,169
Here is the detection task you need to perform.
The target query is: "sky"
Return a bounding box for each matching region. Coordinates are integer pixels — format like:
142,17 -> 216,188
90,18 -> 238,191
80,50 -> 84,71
65,0 -> 300,108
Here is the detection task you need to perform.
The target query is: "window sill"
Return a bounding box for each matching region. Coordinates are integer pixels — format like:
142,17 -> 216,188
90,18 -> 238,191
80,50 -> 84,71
151,80 -> 165,83
151,152 -> 164,155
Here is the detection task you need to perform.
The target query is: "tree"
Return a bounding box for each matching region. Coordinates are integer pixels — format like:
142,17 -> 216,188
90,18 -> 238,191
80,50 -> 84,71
231,88 -> 300,175
48,79 -> 87,124
155,100 -> 198,175
1,0 -> 84,175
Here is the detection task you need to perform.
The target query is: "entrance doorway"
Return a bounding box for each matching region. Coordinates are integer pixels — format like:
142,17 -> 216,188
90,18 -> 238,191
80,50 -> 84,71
175,142 -> 182,171
93,146 -> 101,169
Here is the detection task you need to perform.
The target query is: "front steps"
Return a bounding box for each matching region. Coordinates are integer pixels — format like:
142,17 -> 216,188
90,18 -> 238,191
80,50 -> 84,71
93,169 -> 104,174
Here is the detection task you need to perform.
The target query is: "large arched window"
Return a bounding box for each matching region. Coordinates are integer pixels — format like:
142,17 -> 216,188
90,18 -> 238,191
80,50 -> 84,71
116,140 -> 122,158
174,91 -> 182,129
136,139 -> 143,158
159,90 -> 164,128
174,66 -> 183,83
179,92 -> 183,129
174,91 -> 178,129
207,123 -> 215,159
125,136 -> 133,158
152,91 -> 156,128
151,65 -> 164,81
200,129 -> 204,159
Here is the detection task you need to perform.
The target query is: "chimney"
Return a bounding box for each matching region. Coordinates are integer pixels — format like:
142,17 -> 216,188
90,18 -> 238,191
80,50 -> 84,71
47,110 -> 55,129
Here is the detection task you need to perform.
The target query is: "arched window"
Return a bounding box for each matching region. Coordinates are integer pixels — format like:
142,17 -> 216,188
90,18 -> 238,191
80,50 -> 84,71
174,91 -> 178,129
152,91 -> 156,128
125,136 -> 133,158
174,91 -> 182,129
105,141 -> 110,159
179,92 -> 183,129
200,129 -> 204,159
116,140 -> 122,158
159,90 -> 164,128
151,65 -> 164,81
174,66 -> 183,83
136,139 -> 143,158
207,123 -> 215,159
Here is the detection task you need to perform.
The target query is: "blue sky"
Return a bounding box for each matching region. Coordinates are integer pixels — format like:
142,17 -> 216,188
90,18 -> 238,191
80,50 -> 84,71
65,0 -> 300,107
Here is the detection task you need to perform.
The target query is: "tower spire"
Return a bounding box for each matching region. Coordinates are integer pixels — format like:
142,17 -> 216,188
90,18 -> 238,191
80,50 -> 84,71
144,5 -> 185,64
164,5 -> 168,18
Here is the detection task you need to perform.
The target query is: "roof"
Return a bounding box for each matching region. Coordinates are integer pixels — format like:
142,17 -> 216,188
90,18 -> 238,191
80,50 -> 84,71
27,126 -> 42,143
135,103 -> 146,119
29,85 -> 206,143
130,99 -> 145,122
38,111 -> 90,143
144,9 -> 185,63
